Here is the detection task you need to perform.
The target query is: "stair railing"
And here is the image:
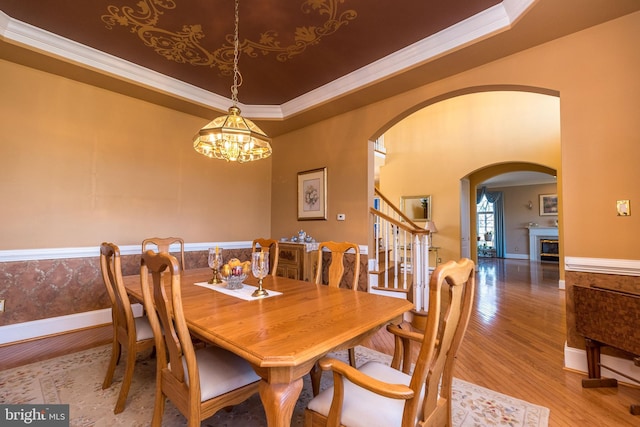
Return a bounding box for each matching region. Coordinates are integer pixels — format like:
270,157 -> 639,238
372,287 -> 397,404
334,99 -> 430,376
371,188 -> 431,311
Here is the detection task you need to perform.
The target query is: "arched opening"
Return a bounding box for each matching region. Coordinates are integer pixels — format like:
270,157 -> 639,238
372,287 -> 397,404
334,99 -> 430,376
372,89 -> 560,269
465,162 -> 559,267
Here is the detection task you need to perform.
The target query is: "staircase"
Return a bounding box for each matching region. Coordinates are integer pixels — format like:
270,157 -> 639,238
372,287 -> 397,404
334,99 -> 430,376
369,188 -> 432,311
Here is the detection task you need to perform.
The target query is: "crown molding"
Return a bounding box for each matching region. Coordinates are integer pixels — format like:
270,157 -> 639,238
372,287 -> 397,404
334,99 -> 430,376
0,1 -> 534,120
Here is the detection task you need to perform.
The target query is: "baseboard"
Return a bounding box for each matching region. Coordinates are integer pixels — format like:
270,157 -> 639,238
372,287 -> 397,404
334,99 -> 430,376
0,304 -> 142,346
504,253 -> 528,260
564,343 -> 640,386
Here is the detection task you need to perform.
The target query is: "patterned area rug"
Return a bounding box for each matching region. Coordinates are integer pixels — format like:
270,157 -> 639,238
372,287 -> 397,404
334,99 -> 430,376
0,345 -> 549,426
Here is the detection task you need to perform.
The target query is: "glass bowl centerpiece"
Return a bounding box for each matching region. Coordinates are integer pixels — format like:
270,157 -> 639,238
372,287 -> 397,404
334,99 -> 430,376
221,258 -> 250,290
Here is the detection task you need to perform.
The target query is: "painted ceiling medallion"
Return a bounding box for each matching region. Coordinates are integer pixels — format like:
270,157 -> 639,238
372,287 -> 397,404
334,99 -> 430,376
102,0 -> 357,76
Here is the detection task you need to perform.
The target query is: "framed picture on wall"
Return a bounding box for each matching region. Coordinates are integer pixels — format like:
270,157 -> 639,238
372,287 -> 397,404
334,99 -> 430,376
297,167 -> 327,220
400,195 -> 431,222
539,194 -> 558,216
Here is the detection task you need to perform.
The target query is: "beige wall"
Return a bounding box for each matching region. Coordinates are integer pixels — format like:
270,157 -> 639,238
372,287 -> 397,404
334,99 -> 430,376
270,11 -> 640,262
1,12 -> 638,263
270,113 -> 372,244
0,61 -> 272,249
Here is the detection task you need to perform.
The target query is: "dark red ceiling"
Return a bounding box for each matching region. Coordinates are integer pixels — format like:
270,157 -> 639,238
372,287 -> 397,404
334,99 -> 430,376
0,0 -> 500,105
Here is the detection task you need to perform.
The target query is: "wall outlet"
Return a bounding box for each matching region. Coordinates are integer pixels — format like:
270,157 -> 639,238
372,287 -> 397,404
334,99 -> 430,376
0,299 -> 5,313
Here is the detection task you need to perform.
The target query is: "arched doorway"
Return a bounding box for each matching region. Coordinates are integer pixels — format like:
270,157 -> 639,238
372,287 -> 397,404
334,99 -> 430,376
373,89 -> 560,266
461,162 -> 562,260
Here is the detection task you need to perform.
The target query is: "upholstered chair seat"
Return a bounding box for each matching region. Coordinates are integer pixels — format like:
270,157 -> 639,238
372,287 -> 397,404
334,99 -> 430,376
183,346 -> 260,402
307,361 -> 425,427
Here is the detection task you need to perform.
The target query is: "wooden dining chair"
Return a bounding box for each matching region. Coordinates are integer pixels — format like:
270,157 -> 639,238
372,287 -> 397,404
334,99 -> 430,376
142,236 -> 186,270
100,242 -> 156,414
304,258 -> 476,427
251,238 -> 279,276
310,241 -> 361,395
140,250 -> 260,427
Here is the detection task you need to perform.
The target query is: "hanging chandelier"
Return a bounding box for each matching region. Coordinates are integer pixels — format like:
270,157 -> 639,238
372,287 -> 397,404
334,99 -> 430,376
193,0 -> 272,163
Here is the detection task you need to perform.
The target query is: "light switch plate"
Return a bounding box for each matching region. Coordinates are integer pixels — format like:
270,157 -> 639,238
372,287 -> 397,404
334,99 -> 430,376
337,213 -> 346,221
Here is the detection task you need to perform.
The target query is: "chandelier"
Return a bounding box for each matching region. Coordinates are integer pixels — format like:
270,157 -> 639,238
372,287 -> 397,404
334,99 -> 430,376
193,0 -> 272,163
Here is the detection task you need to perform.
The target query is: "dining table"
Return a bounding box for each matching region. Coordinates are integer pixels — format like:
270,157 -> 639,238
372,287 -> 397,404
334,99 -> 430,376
123,267 -> 412,427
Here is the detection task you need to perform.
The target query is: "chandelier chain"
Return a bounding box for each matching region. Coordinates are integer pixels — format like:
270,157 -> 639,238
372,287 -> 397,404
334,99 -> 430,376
231,0 -> 241,106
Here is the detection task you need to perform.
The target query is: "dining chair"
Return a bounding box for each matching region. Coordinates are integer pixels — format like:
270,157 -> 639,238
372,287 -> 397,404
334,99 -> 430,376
388,309 -> 429,375
304,258 -> 476,427
140,250 -> 260,427
142,236 -> 186,270
100,242 -> 156,414
251,238 -> 279,276
310,241 -> 360,395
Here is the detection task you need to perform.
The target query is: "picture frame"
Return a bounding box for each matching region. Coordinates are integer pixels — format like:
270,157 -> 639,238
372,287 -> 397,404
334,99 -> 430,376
297,167 -> 327,220
400,195 -> 431,222
616,199 -> 630,216
539,194 -> 558,216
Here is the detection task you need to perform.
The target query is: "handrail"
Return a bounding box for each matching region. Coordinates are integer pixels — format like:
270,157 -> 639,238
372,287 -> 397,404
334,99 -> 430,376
369,207 -> 429,236
373,188 -> 421,229
371,187 -> 431,311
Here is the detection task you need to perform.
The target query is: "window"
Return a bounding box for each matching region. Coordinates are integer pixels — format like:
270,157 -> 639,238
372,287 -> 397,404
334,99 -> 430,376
477,195 -> 495,249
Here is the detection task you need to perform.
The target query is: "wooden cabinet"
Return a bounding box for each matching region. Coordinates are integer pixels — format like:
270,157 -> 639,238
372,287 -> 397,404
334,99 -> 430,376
276,242 -> 318,282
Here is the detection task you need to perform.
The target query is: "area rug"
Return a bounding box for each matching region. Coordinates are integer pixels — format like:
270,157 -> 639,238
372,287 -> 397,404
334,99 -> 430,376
0,345 -> 549,426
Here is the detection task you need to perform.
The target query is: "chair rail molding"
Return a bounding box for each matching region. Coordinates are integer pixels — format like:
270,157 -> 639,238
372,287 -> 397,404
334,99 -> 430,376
0,242 -> 252,262
564,256 -> 640,277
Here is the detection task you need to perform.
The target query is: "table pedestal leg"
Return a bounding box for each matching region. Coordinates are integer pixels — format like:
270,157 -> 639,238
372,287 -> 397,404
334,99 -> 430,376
259,377 -> 304,427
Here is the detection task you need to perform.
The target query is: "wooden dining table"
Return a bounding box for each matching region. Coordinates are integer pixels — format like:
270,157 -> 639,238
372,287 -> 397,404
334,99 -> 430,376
123,267 -> 412,427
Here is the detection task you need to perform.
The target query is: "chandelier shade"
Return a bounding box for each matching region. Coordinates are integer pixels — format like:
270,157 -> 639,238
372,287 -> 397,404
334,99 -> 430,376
193,106 -> 272,163
193,0 -> 271,163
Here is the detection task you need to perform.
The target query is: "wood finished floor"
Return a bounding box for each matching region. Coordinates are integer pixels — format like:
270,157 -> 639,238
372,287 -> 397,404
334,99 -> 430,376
2,258 -> 639,425
363,258 -> 640,426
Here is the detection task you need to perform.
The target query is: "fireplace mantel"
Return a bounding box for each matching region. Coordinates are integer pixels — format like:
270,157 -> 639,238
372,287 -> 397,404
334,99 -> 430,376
528,227 -> 558,261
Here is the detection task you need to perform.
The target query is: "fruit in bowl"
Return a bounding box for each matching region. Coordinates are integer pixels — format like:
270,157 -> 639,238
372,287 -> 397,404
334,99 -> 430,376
221,258 -> 250,289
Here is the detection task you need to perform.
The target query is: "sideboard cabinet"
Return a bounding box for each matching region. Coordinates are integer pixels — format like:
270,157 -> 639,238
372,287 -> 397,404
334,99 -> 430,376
276,242 -> 318,282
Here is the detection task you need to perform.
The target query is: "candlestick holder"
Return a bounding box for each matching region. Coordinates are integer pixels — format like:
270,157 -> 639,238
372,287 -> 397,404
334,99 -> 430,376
251,251 -> 269,297
208,248 -> 223,284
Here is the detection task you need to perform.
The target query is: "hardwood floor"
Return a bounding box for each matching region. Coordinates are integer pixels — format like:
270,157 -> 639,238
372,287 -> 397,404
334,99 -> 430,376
363,258 -> 640,426
2,258 -> 639,425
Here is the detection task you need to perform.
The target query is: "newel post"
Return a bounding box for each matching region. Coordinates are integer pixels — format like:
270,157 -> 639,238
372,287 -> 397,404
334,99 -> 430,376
412,233 -> 430,311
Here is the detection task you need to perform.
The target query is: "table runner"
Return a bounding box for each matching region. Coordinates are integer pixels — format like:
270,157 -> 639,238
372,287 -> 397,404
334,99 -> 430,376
194,281 -> 282,301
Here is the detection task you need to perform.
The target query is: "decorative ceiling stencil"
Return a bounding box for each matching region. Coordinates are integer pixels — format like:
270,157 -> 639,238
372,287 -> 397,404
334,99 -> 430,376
102,0 -> 357,77
9,0 -> 631,109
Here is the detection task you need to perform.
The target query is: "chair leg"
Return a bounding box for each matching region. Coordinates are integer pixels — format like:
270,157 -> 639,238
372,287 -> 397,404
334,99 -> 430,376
113,349 -> 136,414
310,362 -> 322,396
151,386 -> 165,427
102,338 -> 120,389
348,348 -> 356,368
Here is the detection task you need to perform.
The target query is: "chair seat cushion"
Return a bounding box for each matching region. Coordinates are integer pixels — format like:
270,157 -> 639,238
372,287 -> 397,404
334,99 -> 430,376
183,346 -> 261,402
307,361 -> 416,427
134,315 -> 154,341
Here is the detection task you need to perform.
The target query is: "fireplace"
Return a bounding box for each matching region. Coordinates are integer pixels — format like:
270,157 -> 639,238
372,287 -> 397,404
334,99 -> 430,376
528,227 -> 559,262
540,238 -> 559,262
